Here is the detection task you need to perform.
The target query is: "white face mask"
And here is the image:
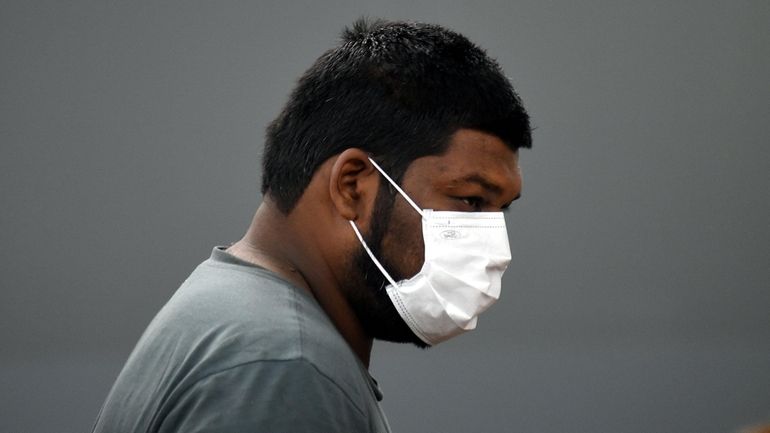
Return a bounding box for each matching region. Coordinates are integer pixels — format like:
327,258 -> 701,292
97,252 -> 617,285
349,158 -> 512,346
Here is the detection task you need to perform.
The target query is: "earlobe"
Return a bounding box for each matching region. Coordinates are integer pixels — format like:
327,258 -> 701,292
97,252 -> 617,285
328,148 -> 378,222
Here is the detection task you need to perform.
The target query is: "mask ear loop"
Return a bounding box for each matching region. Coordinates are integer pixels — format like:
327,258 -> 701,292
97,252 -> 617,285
367,158 -> 424,218
349,220 -> 399,289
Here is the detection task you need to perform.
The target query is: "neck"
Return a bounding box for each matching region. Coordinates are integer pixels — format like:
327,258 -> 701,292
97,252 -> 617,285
228,199 -> 374,368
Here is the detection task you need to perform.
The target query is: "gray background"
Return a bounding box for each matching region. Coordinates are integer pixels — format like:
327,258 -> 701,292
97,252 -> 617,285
2,1 -> 768,432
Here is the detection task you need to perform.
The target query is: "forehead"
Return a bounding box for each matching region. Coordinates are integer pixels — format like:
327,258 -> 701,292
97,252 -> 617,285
411,129 -> 519,182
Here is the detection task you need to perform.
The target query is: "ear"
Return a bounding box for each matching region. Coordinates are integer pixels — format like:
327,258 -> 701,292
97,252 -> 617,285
328,148 -> 379,222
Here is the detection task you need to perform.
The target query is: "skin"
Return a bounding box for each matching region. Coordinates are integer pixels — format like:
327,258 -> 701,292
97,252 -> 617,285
226,128 -> 522,367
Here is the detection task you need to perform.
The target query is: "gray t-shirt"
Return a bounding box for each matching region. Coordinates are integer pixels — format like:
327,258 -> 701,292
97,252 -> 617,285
92,247 -> 391,433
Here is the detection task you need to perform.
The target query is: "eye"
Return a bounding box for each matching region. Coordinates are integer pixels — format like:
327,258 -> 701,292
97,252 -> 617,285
458,196 -> 483,210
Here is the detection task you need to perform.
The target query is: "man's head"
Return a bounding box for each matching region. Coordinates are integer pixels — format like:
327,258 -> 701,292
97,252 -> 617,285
261,18 -> 531,213
259,18 -> 531,347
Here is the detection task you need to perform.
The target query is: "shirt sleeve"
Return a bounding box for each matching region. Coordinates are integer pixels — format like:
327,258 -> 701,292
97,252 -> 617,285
157,358 -> 369,433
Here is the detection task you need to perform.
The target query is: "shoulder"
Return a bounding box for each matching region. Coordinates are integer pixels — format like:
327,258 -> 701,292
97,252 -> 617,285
158,357 -> 369,433
95,251 -> 384,433
151,261 -> 375,431
166,256 -> 362,371
149,255 -> 369,399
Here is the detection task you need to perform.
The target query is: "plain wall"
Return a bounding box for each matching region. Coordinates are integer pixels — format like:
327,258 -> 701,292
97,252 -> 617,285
1,1 -> 768,432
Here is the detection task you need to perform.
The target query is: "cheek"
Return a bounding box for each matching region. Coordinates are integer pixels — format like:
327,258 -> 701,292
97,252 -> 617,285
380,201 -> 425,280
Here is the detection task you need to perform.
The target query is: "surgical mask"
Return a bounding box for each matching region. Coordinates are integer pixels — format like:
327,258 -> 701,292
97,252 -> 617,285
349,158 -> 512,346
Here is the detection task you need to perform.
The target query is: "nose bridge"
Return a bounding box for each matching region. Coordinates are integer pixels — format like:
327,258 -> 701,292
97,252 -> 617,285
495,159 -> 523,208
510,161 -> 522,195
505,172 -> 523,205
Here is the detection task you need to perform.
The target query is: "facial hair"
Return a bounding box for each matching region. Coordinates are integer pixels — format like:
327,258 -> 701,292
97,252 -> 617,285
345,182 -> 428,348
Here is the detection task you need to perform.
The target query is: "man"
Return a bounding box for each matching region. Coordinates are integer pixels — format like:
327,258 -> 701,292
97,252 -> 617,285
93,18 -> 531,432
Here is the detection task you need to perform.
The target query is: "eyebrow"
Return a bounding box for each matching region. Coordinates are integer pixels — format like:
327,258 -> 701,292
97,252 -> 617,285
460,173 -> 501,193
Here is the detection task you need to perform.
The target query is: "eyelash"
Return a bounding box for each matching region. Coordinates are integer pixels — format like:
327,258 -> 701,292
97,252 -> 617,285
459,196 -> 483,209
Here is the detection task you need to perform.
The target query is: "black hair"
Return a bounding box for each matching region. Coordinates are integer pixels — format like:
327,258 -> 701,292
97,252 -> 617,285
261,18 -> 532,213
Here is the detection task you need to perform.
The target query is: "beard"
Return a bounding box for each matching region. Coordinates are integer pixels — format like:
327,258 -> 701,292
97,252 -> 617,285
344,182 -> 429,348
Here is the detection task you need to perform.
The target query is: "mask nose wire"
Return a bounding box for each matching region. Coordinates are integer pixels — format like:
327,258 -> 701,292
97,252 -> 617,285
367,158 -> 425,218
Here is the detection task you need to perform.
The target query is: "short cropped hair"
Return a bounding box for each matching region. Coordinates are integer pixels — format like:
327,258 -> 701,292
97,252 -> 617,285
261,18 -> 532,213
